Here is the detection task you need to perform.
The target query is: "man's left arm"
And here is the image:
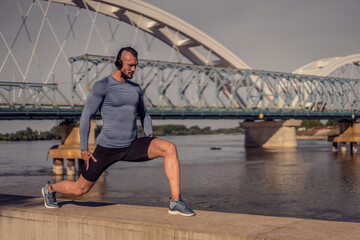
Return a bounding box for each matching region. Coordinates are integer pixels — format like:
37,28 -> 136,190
137,87 -> 154,137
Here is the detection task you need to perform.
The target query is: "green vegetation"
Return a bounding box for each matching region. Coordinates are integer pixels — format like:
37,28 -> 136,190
300,119 -> 323,129
325,119 -> 339,126
300,119 -> 339,129
137,124 -> 244,137
299,119 -> 339,130
0,126 -> 61,141
95,124 -> 243,138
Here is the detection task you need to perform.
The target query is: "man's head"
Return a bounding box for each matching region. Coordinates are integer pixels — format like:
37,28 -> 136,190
115,47 -> 138,79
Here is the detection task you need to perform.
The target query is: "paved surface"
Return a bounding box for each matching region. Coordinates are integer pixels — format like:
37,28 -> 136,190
1,194 -> 360,240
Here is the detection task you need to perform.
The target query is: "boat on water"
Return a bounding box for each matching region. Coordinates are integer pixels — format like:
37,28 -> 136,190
210,147 -> 222,150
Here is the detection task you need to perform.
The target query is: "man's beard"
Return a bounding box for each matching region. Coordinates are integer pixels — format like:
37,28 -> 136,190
121,71 -> 133,79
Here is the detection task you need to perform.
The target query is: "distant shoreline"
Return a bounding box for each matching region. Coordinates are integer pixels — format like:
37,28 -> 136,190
0,124 -> 244,142
296,126 -> 339,140
1,124 -> 340,142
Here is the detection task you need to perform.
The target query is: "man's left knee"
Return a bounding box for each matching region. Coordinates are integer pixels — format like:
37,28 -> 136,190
166,141 -> 177,155
159,140 -> 177,157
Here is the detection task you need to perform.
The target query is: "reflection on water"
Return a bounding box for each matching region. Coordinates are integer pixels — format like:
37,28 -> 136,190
1,136 -> 360,222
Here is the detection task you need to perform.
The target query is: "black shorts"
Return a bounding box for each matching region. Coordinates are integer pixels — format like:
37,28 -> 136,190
82,136 -> 156,182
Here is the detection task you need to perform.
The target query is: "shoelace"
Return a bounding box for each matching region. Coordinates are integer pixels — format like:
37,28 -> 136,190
48,192 -> 57,203
175,199 -> 191,212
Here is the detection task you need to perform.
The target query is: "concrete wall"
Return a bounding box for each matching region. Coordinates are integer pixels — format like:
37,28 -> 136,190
1,208 -> 224,240
2,195 -> 360,240
0,206 -> 244,240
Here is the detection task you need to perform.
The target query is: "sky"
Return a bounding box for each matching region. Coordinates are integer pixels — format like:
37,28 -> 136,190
142,0 -> 360,72
0,0 -> 359,133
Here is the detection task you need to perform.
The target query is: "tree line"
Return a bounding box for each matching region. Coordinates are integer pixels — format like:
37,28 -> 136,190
0,119 -> 340,142
96,124 -> 244,137
0,124 -> 244,142
299,119 -> 339,129
0,126 -> 61,141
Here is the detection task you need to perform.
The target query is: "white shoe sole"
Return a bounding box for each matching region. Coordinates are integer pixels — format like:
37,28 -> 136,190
168,210 -> 195,217
41,187 -> 59,209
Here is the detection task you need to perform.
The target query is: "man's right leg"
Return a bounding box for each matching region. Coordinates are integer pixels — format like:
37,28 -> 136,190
48,175 -> 95,196
42,175 -> 95,208
42,144 -> 116,208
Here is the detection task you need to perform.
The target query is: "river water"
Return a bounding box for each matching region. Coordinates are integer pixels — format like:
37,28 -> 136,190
1,134 -> 360,222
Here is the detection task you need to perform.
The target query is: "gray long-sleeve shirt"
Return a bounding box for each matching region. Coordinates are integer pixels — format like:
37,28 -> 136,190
80,75 -> 153,150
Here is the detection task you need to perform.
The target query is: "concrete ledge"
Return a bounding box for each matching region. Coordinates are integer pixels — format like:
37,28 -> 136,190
1,194 -> 360,240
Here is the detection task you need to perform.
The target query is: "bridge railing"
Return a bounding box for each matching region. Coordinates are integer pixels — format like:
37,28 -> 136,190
0,81 -> 75,113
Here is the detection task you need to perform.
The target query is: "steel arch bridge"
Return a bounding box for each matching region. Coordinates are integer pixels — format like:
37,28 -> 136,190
0,0 -> 360,121
294,54 -> 360,78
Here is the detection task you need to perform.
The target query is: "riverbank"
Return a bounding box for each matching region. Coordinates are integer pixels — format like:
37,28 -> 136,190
2,194 -> 360,240
0,123 -> 341,142
0,124 -> 244,142
296,126 -> 339,140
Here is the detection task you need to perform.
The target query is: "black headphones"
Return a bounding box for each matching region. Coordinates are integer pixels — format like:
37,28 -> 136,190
115,48 -> 125,69
115,47 -> 138,70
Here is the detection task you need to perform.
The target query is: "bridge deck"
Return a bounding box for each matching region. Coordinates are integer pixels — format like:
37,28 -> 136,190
0,105 -> 357,120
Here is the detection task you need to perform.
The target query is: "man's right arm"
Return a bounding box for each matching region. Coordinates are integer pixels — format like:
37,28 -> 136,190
79,79 -> 107,151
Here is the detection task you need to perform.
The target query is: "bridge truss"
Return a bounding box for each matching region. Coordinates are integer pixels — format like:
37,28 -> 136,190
1,55 -> 360,120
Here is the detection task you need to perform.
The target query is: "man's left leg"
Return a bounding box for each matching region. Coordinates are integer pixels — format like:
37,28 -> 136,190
148,138 -> 180,200
148,138 -> 195,216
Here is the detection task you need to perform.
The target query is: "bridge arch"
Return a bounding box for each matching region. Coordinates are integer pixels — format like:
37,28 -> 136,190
293,53 -> 360,77
48,0 -> 250,69
3,1 -> 359,112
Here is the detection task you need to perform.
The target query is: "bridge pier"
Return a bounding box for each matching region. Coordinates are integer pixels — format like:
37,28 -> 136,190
331,121 -> 360,154
49,120 -> 96,176
240,119 -> 301,148
67,159 -> 76,176
52,158 -> 64,175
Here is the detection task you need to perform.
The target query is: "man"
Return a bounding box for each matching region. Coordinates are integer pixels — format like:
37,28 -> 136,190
42,47 -> 195,217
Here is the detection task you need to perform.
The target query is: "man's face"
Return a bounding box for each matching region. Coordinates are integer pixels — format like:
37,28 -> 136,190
120,51 -> 138,79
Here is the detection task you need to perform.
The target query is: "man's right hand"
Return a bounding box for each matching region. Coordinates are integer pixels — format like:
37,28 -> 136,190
81,150 -> 97,170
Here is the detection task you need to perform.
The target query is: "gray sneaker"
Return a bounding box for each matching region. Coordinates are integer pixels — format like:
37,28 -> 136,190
41,181 -> 59,208
168,195 -> 195,216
